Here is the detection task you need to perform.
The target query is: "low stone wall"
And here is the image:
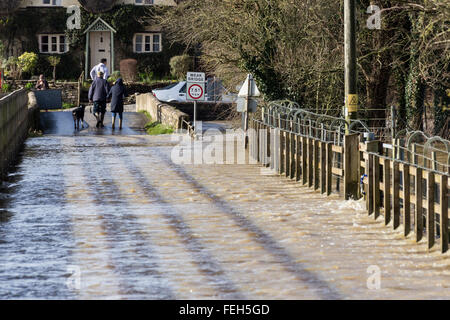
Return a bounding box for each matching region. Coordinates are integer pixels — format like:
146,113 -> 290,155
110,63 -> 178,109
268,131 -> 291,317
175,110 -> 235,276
0,89 -> 39,179
6,81 -> 79,105
136,93 -> 189,130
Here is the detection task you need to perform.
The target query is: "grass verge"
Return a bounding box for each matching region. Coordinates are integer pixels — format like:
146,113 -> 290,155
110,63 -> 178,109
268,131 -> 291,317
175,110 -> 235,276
139,110 -> 174,135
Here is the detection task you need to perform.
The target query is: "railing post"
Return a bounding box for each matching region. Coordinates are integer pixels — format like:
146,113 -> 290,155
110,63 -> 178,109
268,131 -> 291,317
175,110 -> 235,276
440,174 -> 448,253
344,133 -> 360,200
427,171 -> 435,249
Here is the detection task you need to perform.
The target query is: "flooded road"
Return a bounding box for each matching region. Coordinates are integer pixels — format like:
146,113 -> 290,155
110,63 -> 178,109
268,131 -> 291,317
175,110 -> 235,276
0,113 -> 449,299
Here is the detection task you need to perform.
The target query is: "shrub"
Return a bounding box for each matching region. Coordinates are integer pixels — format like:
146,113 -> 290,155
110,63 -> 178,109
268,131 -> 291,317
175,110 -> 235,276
1,83 -> 11,93
169,55 -> 192,80
62,102 -> 75,109
107,70 -> 121,84
119,59 -> 137,82
25,82 -> 34,90
18,52 -> 38,75
47,56 -> 61,84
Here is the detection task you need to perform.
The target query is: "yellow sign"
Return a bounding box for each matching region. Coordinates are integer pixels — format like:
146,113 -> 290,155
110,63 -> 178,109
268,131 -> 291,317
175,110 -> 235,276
347,94 -> 358,113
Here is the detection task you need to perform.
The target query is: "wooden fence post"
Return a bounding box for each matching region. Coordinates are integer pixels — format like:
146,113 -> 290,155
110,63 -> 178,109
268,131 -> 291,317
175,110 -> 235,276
285,132 -> 290,177
373,155 -> 381,219
308,138 -> 314,188
313,139 -> 320,190
392,160 -> 400,229
440,174 -> 448,253
403,164 -> 411,236
320,141 -> 326,194
427,171 -> 435,249
302,136 -> 308,185
383,159 -> 391,225
326,143 -> 333,195
290,133 -> 296,179
415,167 -> 423,242
344,133 -> 360,200
296,135 -> 301,182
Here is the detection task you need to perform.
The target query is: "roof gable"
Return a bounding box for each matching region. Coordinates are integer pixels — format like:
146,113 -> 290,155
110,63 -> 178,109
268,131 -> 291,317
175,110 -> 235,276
83,17 -> 117,34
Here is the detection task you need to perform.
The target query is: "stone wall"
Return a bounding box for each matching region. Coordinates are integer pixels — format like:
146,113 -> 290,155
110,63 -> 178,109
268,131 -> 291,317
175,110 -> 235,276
6,81 -> 79,106
0,89 -> 38,179
136,93 -> 189,130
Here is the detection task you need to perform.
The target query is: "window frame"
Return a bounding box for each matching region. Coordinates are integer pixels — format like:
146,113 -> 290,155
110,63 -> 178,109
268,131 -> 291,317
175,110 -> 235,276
38,34 -> 69,54
135,0 -> 154,5
133,33 -> 162,53
41,0 -> 62,6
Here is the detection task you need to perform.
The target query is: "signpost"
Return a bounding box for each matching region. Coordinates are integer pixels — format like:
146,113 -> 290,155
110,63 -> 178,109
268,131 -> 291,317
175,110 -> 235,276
186,72 -> 206,135
237,74 -> 260,148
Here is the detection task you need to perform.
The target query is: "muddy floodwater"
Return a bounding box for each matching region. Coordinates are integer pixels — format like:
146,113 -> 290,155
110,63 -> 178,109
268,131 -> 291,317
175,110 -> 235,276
0,115 -> 449,299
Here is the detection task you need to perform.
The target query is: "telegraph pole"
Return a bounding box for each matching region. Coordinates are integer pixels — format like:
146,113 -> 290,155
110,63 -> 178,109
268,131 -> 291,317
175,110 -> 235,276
344,0 -> 358,132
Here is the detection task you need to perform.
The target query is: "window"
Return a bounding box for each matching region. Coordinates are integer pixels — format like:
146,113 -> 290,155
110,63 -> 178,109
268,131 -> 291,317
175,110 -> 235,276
135,0 -> 154,5
39,34 -> 68,54
134,33 -> 162,53
42,0 -> 62,6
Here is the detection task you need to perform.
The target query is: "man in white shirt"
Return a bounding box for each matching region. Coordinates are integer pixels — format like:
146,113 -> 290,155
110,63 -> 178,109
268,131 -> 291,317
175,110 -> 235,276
90,58 -> 109,80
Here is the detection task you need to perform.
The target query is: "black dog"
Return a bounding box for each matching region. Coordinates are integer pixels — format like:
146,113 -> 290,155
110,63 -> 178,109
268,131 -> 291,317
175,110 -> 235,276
72,105 -> 86,130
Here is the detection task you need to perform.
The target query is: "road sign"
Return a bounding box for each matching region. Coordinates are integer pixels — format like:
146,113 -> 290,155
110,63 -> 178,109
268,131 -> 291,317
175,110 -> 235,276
187,72 -> 205,83
238,74 -> 260,98
187,83 -> 205,101
186,71 -> 206,102
347,94 -> 358,113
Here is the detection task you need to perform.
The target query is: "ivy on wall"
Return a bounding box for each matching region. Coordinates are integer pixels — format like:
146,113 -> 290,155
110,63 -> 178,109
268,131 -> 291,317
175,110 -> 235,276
0,5 -> 185,80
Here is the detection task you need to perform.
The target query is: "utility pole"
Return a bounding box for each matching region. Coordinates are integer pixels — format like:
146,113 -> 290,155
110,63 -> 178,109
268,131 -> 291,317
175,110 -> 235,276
344,0 -> 358,133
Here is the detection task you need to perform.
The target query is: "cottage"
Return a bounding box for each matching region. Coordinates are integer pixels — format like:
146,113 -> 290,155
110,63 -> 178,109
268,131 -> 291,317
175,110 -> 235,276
0,0 -> 184,80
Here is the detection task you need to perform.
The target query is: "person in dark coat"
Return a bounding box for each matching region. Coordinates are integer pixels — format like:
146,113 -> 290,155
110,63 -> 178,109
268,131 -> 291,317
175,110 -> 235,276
35,74 -> 49,90
107,78 -> 127,130
88,71 -> 110,128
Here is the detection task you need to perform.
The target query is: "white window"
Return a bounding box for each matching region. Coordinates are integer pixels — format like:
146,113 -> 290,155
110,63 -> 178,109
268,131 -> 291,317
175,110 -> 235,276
134,33 -> 162,53
42,0 -> 62,6
135,0 -> 154,5
39,34 -> 68,54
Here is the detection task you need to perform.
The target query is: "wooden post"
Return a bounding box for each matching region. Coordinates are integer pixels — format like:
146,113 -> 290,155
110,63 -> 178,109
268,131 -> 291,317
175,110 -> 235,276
326,143 -> 333,195
367,154 -> 374,215
427,171 -> 435,249
296,135 -> 301,182
440,174 -> 448,253
415,167 -> 423,242
280,131 -> 285,174
392,161 -> 400,229
308,138 -> 314,188
320,142 -> 326,194
403,164 -> 411,236
285,132 -> 290,177
344,133 -> 360,200
383,159 -> 391,225
290,133 -> 296,179
302,136 -> 308,185
313,140 -> 320,190
373,155 -> 381,219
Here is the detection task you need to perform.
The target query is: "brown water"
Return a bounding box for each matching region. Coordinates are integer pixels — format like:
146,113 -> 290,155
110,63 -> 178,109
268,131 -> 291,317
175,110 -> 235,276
0,129 -> 449,299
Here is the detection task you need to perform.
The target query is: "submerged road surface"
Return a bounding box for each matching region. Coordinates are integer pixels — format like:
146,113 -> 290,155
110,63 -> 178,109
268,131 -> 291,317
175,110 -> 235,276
0,112 -> 448,299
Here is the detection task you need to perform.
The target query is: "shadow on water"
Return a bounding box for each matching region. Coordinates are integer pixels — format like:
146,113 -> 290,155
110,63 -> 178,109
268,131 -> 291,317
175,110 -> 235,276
73,136 -> 176,299
105,137 -> 246,299
156,153 -> 342,299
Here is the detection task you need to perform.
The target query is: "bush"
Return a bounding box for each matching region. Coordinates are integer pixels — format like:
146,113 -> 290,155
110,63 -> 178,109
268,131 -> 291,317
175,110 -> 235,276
18,52 -> 38,75
1,83 -> 11,93
169,55 -> 192,80
25,82 -> 34,90
107,70 -> 121,84
62,102 -> 75,109
138,69 -> 154,84
119,59 -> 137,82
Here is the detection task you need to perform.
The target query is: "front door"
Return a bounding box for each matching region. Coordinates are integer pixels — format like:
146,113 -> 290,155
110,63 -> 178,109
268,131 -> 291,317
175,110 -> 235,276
89,31 -> 111,72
